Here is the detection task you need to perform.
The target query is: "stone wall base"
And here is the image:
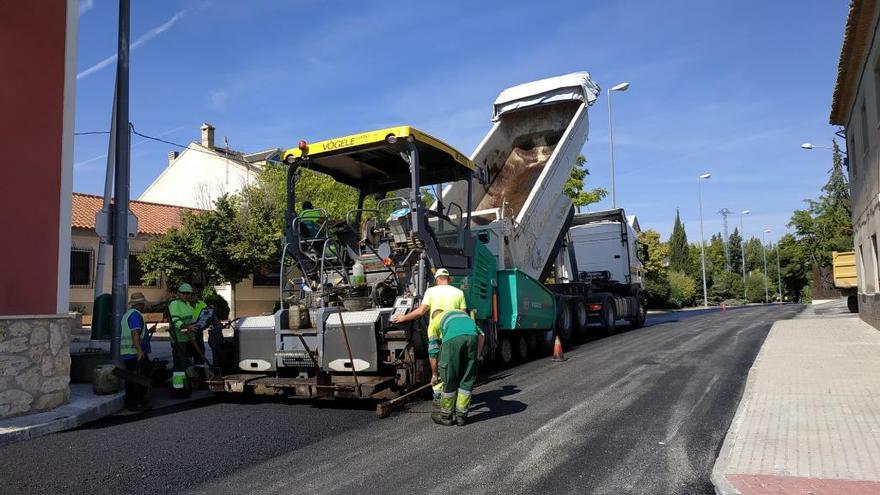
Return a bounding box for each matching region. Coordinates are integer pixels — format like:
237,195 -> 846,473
859,293 -> 880,331
0,315 -> 74,418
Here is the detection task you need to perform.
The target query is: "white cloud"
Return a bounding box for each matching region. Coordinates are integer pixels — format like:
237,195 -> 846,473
77,10 -> 187,80
79,0 -> 95,16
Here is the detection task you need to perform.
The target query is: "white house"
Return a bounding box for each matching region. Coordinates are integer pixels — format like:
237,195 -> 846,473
139,123 -> 280,209
135,123 -> 284,317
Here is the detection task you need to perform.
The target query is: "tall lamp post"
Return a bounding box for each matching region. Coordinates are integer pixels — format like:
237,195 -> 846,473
607,82 -> 630,209
698,173 -> 712,307
776,242 -> 783,302
761,229 -> 771,304
740,210 -> 750,299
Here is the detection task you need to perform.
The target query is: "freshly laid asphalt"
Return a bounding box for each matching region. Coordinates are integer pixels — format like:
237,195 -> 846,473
0,304 -> 802,495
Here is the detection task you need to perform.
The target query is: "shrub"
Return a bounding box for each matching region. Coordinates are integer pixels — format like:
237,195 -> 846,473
644,275 -> 671,308
667,270 -> 696,308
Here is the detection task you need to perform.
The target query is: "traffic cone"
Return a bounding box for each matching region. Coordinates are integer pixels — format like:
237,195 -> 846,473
551,335 -> 567,362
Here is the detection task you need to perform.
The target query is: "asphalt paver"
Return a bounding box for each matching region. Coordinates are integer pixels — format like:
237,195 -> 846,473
0,304 -> 801,495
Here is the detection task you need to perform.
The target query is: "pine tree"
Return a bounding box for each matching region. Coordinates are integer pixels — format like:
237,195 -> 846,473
729,227 -> 743,274
669,209 -> 689,272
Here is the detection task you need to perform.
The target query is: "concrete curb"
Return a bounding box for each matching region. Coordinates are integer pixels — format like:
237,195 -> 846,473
710,317 -> 783,495
0,389 -> 124,446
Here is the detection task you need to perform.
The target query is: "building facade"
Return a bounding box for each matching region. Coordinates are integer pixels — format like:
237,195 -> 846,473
831,0 -> 880,328
68,193 -> 280,318
0,1 -> 78,418
138,123 -> 279,209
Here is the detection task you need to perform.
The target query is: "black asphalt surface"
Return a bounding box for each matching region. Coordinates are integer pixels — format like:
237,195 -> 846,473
0,304 -> 802,495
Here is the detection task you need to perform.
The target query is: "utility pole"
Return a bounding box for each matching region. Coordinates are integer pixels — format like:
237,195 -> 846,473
94,85 -> 117,300
110,0 -> 131,366
719,208 -> 731,271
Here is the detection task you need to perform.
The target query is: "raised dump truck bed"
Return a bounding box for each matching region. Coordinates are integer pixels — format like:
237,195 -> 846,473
442,72 -> 598,280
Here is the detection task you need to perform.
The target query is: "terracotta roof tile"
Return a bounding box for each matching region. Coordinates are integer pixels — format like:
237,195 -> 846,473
830,0 -> 877,125
71,192 -> 203,236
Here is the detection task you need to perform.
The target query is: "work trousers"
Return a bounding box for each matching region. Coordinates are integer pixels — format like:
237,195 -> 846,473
123,357 -> 149,409
171,339 -> 202,373
438,334 -> 478,419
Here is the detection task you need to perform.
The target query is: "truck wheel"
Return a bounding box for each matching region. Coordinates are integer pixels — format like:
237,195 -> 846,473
848,295 -> 859,313
629,298 -> 647,329
556,299 -> 573,343
602,301 -> 617,337
498,336 -> 514,367
573,299 -> 589,341
516,335 -> 529,361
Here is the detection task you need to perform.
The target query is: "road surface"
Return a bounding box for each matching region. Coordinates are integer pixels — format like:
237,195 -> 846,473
0,304 -> 802,495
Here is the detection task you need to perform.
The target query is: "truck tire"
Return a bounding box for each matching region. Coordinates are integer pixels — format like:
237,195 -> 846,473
602,300 -> 617,337
573,299 -> 589,341
498,336 -> 514,367
848,295 -> 859,313
628,297 -> 647,329
516,335 -> 529,361
556,299 -> 573,343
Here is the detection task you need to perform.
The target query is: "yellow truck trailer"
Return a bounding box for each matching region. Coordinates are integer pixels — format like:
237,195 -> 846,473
832,251 -> 858,313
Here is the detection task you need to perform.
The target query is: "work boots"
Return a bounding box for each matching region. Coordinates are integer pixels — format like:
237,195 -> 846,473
431,412 -> 454,426
454,414 -> 467,426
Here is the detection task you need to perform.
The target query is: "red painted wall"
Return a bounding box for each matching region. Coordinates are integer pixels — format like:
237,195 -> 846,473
0,3 -> 68,315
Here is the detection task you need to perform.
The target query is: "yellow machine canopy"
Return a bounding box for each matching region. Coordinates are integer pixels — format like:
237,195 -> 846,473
282,126 -> 475,194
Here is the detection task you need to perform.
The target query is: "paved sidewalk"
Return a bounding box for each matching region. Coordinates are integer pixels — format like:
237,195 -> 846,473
0,384 -> 123,446
713,306 -> 880,494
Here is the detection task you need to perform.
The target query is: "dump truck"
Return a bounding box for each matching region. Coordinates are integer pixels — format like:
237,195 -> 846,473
440,72 -> 645,364
209,71 -> 643,399
832,250 -> 858,313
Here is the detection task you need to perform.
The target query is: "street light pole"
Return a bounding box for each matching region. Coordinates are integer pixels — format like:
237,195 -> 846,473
698,173 -> 711,307
607,82 -> 629,209
761,229 -> 771,304
740,210 -> 750,300
776,242 -> 783,302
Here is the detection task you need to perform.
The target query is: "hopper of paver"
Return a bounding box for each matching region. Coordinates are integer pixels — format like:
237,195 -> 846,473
441,72 -> 599,280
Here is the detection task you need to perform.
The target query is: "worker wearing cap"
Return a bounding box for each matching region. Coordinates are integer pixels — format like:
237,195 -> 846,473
428,309 -> 484,426
120,292 -> 150,411
390,268 -> 467,412
167,283 -> 203,372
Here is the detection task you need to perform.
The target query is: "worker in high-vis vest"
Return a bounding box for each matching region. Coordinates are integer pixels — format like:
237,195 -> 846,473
428,309 -> 485,426
121,292 -> 150,411
167,283 -> 204,372
391,268 -> 467,412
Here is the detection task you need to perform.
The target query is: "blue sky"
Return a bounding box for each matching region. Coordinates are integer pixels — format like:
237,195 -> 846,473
73,0 -> 847,243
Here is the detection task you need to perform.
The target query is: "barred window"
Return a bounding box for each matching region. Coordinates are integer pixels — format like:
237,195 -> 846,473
70,248 -> 94,287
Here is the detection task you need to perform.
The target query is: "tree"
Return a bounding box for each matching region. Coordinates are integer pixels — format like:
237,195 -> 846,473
745,271 -> 769,303
728,227 -> 743,275
777,233 -> 810,301
788,138 -> 853,269
139,226 -> 206,288
744,237 -> 764,273
706,233 -> 727,280
638,229 -> 669,281
710,270 -> 743,303
564,154 -> 608,211
668,209 -> 690,272
638,229 -> 671,308
667,270 -> 697,308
